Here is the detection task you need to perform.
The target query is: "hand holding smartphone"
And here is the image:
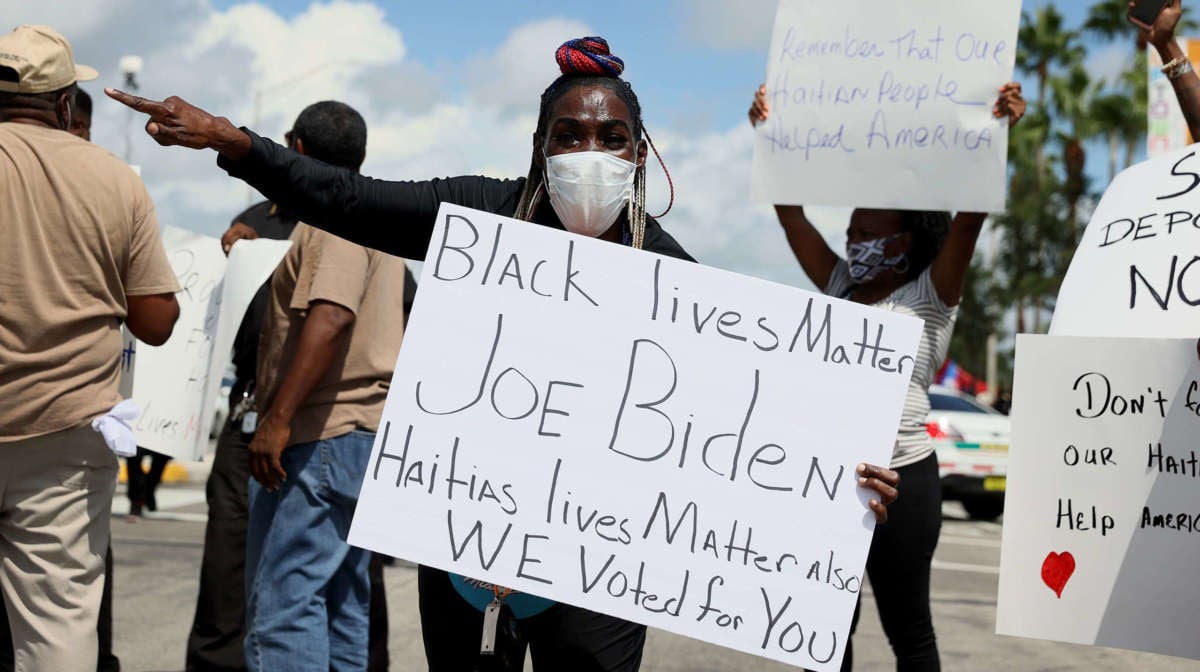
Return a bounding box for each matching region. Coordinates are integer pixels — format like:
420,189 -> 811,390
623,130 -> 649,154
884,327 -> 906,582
1129,0 -> 1172,29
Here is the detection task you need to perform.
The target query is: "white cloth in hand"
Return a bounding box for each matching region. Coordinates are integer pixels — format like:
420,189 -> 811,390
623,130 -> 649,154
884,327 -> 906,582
91,399 -> 141,457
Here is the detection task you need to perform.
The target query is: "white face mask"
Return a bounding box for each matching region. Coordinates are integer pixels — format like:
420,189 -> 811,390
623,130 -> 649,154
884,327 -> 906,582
543,151 -> 636,237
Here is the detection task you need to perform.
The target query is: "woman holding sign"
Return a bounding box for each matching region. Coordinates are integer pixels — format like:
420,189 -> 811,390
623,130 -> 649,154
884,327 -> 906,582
107,38 -> 902,671
749,82 -> 1024,671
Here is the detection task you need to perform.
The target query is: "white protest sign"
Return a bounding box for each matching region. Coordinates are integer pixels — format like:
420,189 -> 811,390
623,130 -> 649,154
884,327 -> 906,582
997,335 -> 1200,660
122,228 -> 292,459
348,204 -> 922,670
1050,145 -> 1200,338
751,0 -> 1019,212
198,236 -> 295,457
124,226 -> 226,459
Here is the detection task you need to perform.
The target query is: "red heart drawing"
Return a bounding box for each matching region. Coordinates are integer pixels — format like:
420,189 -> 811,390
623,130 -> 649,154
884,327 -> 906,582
1041,551 -> 1076,599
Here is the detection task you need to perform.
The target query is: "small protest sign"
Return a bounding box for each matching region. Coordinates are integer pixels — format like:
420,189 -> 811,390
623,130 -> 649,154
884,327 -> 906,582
197,236 -> 295,457
1050,145 -> 1200,337
122,227 -> 291,459
751,0 -> 1020,212
348,204 -> 923,670
997,335 -> 1200,661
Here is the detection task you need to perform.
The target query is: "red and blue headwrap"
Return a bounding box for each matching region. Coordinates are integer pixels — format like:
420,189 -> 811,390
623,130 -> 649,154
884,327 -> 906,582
555,37 -> 625,78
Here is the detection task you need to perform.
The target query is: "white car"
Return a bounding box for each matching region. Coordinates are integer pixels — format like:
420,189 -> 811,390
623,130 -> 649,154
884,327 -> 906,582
927,384 -> 1009,521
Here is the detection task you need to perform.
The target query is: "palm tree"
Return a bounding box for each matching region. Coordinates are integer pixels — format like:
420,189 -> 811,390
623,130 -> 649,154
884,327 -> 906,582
1016,6 -> 1086,181
1086,0 -> 1149,48
1090,92 -> 1138,181
1121,52 -> 1150,168
1086,0 -> 1199,48
995,113 -> 1065,334
1050,63 -> 1096,242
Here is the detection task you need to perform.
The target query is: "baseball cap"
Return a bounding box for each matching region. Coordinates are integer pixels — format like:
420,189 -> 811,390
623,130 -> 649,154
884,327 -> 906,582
0,25 -> 98,94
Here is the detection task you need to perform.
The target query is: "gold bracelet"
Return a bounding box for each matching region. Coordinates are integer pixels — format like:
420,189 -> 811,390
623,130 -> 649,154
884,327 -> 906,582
1163,56 -> 1193,79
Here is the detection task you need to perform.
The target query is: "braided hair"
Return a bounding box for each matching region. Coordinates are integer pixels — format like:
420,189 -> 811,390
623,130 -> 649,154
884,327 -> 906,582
898,210 -> 952,280
513,37 -> 672,249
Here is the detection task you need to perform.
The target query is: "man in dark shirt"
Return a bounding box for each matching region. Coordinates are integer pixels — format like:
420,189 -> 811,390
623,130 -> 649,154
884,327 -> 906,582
186,201 -> 297,672
187,201 -> 413,671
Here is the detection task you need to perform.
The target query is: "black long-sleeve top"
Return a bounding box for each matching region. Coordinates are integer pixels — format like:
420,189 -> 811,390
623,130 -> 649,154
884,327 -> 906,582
216,130 -> 695,264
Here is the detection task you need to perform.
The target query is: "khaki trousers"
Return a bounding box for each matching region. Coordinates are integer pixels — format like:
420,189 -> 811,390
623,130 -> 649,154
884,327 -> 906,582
0,424 -> 117,672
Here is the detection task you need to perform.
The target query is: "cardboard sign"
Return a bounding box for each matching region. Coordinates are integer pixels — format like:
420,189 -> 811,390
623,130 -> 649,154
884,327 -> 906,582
122,227 -> 291,459
997,335 -> 1200,661
751,0 -> 1020,212
1050,145 -> 1200,337
348,204 -> 923,670
198,236 -> 295,457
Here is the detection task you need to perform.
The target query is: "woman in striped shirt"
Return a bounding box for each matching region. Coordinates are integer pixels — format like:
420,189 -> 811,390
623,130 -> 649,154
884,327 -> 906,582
748,82 -> 1025,672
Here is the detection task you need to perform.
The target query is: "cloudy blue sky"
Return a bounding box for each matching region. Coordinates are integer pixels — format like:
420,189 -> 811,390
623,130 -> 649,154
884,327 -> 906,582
2,0 -> 1125,289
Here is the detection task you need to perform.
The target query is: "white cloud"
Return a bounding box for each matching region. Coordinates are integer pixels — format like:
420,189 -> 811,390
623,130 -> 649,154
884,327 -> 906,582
0,0 -> 139,41
642,123 -> 847,291
676,0 -> 779,50
465,17 -> 592,113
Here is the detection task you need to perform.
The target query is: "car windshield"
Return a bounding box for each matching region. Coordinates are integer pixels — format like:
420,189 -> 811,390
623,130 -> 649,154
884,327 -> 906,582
929,392 -> 998,414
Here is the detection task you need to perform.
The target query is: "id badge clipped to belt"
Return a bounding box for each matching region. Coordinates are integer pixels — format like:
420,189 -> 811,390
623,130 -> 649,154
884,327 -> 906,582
231,387 -> 258,434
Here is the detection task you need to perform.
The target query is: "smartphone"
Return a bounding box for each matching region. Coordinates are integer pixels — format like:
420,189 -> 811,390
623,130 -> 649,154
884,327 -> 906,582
1129,0 -> 1171,29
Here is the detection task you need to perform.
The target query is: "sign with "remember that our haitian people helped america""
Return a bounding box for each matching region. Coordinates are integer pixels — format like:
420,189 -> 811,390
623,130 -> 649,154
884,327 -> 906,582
1050,144 -> 1200,338
997,335 -> 1200,661
347,203 -> 923,670
751,0 -> 1020,212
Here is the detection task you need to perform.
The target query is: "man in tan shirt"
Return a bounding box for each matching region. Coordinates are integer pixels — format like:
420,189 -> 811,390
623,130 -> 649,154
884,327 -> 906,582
239,101 -> 406,672
0,25 -> 180,672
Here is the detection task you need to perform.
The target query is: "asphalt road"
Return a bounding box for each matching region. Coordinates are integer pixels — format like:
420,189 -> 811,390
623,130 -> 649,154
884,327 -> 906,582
106,477 -> 1199,672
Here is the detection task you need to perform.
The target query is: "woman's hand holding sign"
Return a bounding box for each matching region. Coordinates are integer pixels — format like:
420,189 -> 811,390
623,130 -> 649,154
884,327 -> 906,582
748,82 -> 1025,127
993,82 -> 1025,127
859,462 -> 900,523
105,88 -> 252,159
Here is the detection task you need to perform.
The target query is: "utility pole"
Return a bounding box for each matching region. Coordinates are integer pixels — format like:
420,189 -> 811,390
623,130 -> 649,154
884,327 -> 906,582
118,55 -> 143,170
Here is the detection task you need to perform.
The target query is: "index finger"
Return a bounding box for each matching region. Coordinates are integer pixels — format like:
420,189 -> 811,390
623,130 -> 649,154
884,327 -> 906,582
858,462 -> 900,486
105,88 -> 170,116
271,454 -> 287,485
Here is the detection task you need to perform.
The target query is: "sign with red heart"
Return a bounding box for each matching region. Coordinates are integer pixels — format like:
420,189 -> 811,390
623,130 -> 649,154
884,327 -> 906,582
997,336 -> 1200,661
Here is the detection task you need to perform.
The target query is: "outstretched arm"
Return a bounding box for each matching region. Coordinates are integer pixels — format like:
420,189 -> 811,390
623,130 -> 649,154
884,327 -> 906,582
930,82 -> 1026,306
105,89 -> 522,259
749,85 -> 840,289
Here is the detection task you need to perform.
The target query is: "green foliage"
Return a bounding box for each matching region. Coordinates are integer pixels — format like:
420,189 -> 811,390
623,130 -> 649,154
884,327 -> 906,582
949,0 -> 1186,388
946,258 -> 1003,379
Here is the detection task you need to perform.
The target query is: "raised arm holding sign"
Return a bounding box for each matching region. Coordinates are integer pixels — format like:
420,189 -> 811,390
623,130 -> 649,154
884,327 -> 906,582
1139,0 -> 1200,141
748,2 -> 1022,667
107,36 -> 902,671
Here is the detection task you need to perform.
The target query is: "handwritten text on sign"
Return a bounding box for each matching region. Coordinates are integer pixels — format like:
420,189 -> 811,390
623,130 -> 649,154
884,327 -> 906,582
997,335 -> 1200,660
124,226 -> 226,459
122,228 -> 293,460
1050,145 -> 1200,338
751,0 -> 1020,212
348,204 -> 922,670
